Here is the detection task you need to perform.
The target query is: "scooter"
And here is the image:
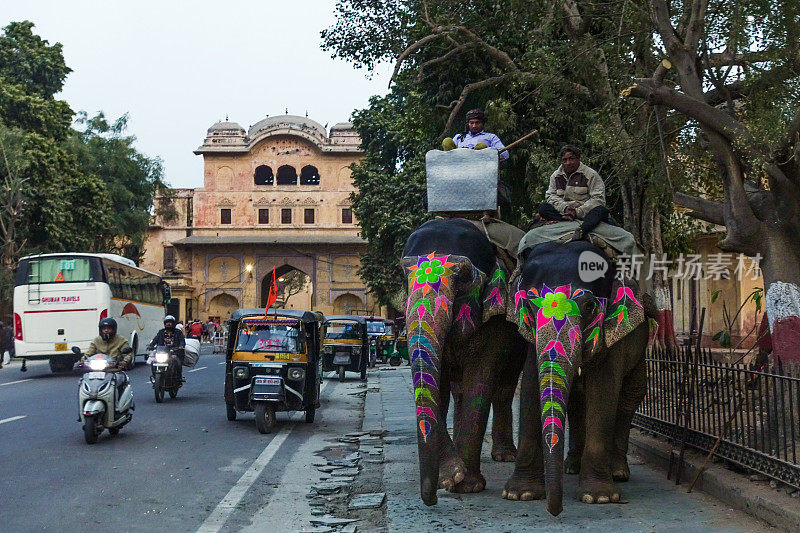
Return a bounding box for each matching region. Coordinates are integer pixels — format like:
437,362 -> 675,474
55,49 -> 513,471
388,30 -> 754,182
72,346 -> 134,444
148,345 -> 184,403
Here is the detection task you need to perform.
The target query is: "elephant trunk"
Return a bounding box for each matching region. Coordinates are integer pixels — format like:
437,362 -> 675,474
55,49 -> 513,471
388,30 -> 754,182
404,258 -> 457,506
538,349 -> 572,517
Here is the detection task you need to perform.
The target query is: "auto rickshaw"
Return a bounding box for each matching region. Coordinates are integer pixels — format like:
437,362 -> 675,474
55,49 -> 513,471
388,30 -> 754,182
364,316 -> 389,366
322,315 -> 368,382
224,309 -> 324,434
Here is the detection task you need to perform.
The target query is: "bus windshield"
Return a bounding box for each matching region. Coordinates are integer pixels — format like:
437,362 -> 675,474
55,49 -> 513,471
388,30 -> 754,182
325,322 -> 362,340
366,321 -> 385,334
236,320 -> 303,353
23,257 -> 97,284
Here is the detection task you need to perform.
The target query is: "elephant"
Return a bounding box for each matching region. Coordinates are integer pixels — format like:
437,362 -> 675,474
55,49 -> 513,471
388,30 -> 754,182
501,239 -> 650,516
402,218 -> 526,506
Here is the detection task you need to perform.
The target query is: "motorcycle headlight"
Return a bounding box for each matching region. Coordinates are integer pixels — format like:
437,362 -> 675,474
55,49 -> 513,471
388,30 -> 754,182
155,351 -> 169,363
288,367 -> 305,381
234,366 -> 249,380
89,359 -> 107,371
352,346 -> 362,355
324,345 -> 333,354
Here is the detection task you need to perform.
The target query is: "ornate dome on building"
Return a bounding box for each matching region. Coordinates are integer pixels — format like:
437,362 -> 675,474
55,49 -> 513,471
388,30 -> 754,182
196,114 -> 362,154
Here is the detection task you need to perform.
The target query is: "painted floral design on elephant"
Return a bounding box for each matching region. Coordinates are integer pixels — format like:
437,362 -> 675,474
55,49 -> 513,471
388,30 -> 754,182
406,252 -> 455,442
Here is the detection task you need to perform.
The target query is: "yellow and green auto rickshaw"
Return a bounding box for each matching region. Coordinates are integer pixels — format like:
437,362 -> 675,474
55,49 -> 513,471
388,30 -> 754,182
224,309 -> 324,434
322,315 -> 368,382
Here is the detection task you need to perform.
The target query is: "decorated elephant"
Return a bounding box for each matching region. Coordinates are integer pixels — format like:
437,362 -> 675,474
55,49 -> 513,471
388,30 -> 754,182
402,218 -> 526,506
502,239 -> 650,516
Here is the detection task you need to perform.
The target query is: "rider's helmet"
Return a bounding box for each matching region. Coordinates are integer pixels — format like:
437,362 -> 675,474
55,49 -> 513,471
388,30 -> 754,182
99,317 -> 118,342
163,315 -> 176,331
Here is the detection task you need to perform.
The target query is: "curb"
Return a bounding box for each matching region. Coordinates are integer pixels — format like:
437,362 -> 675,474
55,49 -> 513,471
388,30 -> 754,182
628,429 -> 800,531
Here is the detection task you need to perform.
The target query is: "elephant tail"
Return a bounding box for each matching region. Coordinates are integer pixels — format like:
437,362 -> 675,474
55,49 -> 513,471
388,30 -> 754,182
402,252 -> 460,506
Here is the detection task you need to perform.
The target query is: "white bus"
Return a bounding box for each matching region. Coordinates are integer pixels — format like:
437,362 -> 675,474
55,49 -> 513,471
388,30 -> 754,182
13,253 -> 169,372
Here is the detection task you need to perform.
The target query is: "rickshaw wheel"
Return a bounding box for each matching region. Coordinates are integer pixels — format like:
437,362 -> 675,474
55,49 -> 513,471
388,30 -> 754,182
226,403 -> 237,421
305,404 -> 316,423
360,362 -> 367,381
254,402 -> 275,434
338,366 -> 346,382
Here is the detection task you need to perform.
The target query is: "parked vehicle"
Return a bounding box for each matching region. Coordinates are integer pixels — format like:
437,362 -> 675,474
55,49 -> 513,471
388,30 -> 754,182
323,316 -> 368,382
73,347 -> 134,444
224,309 -> 324,434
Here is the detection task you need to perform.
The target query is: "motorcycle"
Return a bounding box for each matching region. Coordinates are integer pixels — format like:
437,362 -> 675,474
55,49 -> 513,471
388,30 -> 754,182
72,346 -> 134,444
148,345 -> 184,403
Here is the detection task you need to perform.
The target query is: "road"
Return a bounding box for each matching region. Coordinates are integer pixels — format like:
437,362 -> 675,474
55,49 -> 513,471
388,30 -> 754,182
0,346 -> 779,532
0,345 -> 370,532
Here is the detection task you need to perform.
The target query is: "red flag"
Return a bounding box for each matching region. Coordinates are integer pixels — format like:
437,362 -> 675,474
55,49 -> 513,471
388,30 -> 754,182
265,267 -> 277,316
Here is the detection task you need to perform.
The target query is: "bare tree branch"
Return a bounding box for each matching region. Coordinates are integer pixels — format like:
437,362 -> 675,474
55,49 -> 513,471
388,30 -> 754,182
440,75 -> 508,139
674,192 -> 725,225
416,43 -> 474,81
389,26 -> 461,86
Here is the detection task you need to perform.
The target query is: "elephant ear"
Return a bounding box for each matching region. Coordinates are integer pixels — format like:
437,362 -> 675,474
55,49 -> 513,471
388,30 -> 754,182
508,275 -> 537,345
604,279 -> 645,347
482,258 -> 509,322
450,263 -> 487,340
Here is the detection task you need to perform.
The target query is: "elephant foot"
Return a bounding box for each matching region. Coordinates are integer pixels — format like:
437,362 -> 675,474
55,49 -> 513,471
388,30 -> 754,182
451,469 -> 486,493
576,478 -> 621,504
564,452 -> 581,475
612,457 -> 631,482
502,473 -> 546,501
438,452 -> 467,491
491,441 -> 517,462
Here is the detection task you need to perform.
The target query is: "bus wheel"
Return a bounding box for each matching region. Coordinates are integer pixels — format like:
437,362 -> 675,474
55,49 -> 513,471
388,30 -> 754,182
254,402 -> 275,434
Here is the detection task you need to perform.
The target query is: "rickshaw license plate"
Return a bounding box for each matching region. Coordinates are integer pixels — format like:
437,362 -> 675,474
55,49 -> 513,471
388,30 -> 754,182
55,343 -> 67,351
254,377 -> 281,386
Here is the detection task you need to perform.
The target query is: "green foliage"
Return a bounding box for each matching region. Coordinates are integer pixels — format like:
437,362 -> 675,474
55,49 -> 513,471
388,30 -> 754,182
0,20 -> 163,295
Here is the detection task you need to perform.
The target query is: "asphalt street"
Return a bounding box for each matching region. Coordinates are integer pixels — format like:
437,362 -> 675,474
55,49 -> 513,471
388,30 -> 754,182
0,345 -> 367,532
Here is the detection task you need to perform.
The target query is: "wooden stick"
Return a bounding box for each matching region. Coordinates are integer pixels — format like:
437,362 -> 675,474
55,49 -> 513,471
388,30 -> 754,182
498,129 -> 538,154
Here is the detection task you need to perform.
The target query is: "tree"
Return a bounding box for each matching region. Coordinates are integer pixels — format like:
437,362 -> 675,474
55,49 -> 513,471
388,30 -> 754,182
625,0 -> 800,361
274,269 -> 310,308
324,1 -> 693,344
69,111 -> 165,260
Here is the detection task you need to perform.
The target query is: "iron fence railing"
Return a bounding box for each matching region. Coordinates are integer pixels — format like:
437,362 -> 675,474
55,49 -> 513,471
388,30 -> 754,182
632,346 -> 800,490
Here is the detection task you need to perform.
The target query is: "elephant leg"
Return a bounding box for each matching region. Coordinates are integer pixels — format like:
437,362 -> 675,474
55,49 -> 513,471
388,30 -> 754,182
491,338 -> 524,462
439,371 -> 467,490
503,343 -> 546,501
451,356 -> 493,493
577,360 -> 622,504
612,352 -> 647,482
565,375 -> 586,475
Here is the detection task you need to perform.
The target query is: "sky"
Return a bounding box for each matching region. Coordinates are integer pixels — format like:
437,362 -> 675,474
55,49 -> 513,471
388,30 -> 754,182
1,1 -> 391,188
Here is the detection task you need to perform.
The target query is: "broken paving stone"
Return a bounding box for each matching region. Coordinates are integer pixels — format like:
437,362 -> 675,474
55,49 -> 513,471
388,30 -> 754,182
327,476 -> 355,483
295,528 -> 334,533
317,465 -> 345,473
369,429 -> 387,437
349,492 -> 386,510
312,457 -> 328,466
338,437 -> 361,444
313,482 -> 349,495
308,499 -> 325,507
334,467 -> 360,476
309,516 -> 359,527
310,508 -> 327,516
341,525 -> 358,533
344,452 -> 361,461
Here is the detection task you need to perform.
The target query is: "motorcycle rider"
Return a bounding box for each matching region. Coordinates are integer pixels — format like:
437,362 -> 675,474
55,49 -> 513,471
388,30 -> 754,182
146,315 -> 186,380
83,317 -> 132,394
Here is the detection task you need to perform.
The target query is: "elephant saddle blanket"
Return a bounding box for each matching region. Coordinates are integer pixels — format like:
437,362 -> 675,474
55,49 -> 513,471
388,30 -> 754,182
518,221 -> 638,261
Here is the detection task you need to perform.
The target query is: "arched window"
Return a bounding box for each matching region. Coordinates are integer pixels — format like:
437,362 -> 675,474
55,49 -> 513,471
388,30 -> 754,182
254,165 -> 273,185
276,165 -> 297,185
300,165 -> 320,185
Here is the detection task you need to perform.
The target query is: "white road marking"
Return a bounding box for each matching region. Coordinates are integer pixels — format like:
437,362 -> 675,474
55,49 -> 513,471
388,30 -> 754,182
0,415 -> 26,425
218,362 -> 225,365
197,379 -> 334,532
196,425 -> 294,533
188,366 -> 207,373
0,379 -> 32,387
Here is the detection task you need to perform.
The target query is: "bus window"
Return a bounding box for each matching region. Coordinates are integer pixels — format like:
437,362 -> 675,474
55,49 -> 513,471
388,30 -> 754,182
26,257 -> 96,283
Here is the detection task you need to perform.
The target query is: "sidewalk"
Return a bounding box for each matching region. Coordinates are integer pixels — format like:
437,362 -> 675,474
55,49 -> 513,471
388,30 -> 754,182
364,366 -> 777,532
